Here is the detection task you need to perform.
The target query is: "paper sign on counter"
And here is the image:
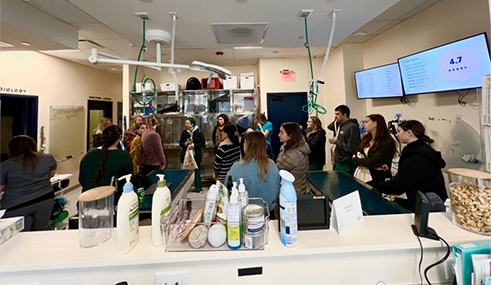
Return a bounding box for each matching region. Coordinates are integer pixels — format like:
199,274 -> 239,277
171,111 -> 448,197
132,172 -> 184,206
330,190 -> 364,234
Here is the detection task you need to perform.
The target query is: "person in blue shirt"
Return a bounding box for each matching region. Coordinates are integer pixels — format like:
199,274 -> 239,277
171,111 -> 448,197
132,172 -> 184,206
227,132 -> 280,216
256,113 -> 273,144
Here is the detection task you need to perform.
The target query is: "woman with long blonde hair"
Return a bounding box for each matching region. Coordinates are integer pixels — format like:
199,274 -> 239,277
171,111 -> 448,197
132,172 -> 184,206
226,132 -> 280,214
93,117 -> 113,148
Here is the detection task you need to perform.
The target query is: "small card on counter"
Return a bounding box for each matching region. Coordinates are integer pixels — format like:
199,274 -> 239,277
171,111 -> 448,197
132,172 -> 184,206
330,190 -> 364,235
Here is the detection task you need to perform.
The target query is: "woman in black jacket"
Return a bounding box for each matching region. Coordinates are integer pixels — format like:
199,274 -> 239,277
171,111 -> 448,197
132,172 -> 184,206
306,116 -> 326,171
375,120 -> 447,212
352,114 -> 396,185
179,117 -> 206,192
212,114 -> 229,151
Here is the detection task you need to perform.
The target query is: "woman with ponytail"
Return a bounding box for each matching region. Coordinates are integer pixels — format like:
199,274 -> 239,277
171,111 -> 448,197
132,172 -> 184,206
375,120 -> 447,212
79,125 -> 133,194
1,136 -> 57,231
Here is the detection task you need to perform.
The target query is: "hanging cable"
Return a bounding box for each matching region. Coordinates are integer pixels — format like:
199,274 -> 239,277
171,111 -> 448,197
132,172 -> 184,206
302,17 -> 327,115
133,20 -> 156,107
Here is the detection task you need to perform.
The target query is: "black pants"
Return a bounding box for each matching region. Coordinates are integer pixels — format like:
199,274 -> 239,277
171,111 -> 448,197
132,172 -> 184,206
4,197 -> 54,231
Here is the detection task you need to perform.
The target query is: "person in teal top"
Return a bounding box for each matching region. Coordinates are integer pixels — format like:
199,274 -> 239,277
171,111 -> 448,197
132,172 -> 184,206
256,113 -> 273,144
79,125 -> 133,195
227,132 -> 280,214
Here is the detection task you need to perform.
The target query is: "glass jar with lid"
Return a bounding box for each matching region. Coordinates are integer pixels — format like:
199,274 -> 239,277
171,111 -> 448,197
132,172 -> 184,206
448,168 -> 491,235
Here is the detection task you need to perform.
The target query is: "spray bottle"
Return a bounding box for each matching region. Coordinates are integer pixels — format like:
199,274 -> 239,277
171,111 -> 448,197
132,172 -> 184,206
238,178 -> 248,209
227,185 -> 241,250
117,174 -> 139,254
151,174 -> 171,247
279,170 -> 298,247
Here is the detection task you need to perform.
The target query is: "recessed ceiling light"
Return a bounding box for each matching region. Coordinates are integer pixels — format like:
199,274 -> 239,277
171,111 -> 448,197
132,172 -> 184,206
233,46 -> 263,50
236,0 -> 249,3
21,41 -> 31,46
0,41 -> 14,47
272,50 -> 279,54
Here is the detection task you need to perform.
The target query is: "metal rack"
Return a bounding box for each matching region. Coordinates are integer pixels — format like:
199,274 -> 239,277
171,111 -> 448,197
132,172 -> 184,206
133,89 -> 257,177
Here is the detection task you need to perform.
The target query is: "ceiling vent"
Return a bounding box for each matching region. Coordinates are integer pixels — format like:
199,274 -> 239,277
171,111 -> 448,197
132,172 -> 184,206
212,22 -> 269,44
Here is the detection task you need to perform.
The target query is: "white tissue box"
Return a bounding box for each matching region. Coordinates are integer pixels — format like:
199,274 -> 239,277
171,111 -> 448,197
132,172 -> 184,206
161,83 -> 181,91
223,76 -> 238,90
0,216 -> 24,245
240,73 -> 255,89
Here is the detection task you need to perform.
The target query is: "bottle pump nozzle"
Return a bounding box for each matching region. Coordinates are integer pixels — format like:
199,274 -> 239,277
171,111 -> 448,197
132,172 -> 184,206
118,174 -> 133,193
156,174 -> 166,187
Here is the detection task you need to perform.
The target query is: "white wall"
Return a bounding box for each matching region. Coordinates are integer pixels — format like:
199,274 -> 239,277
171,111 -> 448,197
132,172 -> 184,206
362,0 -> 490,150
0,51 -> 122,187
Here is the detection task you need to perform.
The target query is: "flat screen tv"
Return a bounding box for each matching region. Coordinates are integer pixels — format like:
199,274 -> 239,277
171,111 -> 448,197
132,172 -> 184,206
398,33 -> 491,95
354,63 -> 403,99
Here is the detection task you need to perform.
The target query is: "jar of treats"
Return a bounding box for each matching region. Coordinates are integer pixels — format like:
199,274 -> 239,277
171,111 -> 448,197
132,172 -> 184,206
448,168 -> 491,235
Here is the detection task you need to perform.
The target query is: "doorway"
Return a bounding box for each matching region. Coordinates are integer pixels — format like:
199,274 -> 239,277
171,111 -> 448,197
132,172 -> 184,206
0,94 -> 39,162
87,100 -> 113,150
267,92 -> 308,159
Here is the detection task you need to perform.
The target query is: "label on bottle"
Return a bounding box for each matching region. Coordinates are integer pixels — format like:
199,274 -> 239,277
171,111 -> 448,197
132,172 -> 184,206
129,200 -> 139,246
279,194 -> 297,247
245,235 -> 252,249
227,207 -> 241,247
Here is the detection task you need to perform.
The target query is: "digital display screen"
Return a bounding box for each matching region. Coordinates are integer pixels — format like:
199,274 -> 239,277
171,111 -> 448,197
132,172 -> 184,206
355,63 -> 403,99
398,33 -> 491,95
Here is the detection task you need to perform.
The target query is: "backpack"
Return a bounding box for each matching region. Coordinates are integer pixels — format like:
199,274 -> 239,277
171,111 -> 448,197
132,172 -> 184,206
131,136 -> 146,166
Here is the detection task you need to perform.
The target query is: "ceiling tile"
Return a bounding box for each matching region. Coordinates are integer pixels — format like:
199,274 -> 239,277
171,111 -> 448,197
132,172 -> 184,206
77,23 -> 123,40
176,49 -> 210,63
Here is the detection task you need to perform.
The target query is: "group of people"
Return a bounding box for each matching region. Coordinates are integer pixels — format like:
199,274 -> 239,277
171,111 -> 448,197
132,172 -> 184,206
327,105 -> 447,211
0,106 -> 449,231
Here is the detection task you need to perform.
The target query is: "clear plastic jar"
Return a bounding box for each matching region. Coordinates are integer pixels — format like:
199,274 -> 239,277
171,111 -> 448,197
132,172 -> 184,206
77,186 -> 115,248
448,168 -> 491,235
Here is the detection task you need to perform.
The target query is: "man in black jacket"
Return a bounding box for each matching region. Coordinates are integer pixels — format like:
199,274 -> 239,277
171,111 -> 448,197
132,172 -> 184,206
327,105 -> 361,175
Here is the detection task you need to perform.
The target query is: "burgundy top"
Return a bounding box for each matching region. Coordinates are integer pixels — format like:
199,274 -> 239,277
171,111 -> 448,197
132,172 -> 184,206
123,128 -> 137,151
141,130 -> 166,167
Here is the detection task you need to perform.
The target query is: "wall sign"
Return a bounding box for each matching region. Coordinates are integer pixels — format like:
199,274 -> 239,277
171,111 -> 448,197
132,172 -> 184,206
0,86 -> 27,93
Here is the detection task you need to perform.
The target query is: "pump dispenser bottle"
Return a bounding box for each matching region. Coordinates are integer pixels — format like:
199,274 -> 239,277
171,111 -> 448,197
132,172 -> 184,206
117,174 -> 139,254
279,170 -> 298,247
227,186 -> 241,250
238,178 -> 248,209
152,174 -> 171,246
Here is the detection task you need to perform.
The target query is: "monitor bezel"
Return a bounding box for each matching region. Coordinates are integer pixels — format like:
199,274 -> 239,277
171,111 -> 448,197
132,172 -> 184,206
354,62 -> 404,99
397,32 -> 491,96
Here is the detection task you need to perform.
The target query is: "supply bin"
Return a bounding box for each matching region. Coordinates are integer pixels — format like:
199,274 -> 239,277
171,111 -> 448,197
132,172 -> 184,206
163,198 -> 268,252
448,168 -> 491,235
77,186 -> 115,248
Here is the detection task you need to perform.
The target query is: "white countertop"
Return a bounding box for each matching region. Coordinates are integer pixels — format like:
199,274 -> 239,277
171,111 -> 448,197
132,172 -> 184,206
0,212 -> 488,273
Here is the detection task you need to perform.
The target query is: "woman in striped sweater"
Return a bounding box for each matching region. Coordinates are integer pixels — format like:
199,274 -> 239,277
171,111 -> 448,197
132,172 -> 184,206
213,124 -> 241,183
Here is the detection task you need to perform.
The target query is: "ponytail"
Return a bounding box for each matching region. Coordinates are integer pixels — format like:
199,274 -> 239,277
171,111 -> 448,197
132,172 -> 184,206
421,135 -> 434,144
95,125 -> 122,181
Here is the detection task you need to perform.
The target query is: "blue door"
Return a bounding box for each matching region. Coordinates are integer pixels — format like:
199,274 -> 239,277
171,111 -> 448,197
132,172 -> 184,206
267,92 -> 308,159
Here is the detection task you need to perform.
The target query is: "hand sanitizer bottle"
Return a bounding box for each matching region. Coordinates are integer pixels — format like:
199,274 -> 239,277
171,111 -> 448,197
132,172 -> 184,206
279,170 -> 297,247
152,174 -> 171,247
117,174 -> 139,254
227,186 -> 242,250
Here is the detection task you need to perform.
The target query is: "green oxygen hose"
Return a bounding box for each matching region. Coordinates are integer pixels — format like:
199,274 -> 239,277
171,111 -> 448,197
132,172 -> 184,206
302,17 -> 327,115
133,20 -> 156,107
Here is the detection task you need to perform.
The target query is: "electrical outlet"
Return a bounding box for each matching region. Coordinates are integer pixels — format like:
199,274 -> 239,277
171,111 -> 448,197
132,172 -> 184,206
155,270 -> 190,285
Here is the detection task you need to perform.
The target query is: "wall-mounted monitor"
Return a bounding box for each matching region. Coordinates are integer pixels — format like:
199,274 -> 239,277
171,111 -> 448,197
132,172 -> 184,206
398,33 -> 491,95
354,63 -> 403,99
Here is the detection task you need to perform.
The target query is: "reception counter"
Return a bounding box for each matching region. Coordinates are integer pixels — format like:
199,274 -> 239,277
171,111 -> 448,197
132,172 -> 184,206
0,212 -> 488,285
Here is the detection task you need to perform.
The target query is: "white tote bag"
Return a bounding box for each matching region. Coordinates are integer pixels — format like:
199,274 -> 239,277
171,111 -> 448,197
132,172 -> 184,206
353,166 -> 372,182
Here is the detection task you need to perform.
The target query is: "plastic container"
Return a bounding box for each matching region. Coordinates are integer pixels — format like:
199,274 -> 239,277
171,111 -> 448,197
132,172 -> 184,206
77,186 -> 115,248
448,168 -> 491,235
279,170 -> 298,247
163,198 -> 268,252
